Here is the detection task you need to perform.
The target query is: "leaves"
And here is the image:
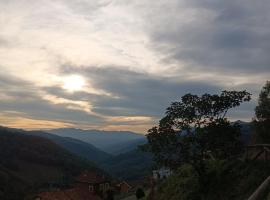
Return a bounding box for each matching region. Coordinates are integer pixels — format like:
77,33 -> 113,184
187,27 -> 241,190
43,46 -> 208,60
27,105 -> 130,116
145,90 -> 251,170
255,81 -> 270,121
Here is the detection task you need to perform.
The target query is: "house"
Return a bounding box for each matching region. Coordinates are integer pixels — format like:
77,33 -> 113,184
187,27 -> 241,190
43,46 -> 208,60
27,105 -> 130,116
35,187 -> 102,200
117,181 -> 132,194
75,171 -> 111,196
152,167 -> 172,180
35,171 -> 110,200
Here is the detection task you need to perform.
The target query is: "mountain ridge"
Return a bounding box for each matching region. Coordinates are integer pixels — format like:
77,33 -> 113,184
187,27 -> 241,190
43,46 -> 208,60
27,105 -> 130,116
47,128 -> 146,153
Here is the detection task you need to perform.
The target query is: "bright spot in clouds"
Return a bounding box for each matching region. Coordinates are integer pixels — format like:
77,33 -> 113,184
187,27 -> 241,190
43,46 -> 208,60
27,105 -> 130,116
0,0 -> 269,132
62,75 -> 86,92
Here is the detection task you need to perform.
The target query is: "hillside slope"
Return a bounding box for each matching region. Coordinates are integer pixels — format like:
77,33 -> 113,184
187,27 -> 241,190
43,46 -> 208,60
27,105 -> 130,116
104,137 -> 147,155
101,149 -> 154,180
0,127 -> 100,200
27,130 -> 113,164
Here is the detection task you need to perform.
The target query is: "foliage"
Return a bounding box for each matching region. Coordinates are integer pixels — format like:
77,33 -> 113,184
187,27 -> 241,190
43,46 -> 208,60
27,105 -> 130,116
145,90 -> 251,170
196,119 -> 243,159
145,90 -> 252,199
255,81 -> 270,121
157,164 -> 200,200
157,160 -> 270,200
136,188 -> 146,199
254,81 -> 270,143
163,90 -> 251,130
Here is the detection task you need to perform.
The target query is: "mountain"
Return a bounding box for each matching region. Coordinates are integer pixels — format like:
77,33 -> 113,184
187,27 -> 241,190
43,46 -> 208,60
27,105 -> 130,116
26,131 -> 113,164
44,128 -> 152,180
234,120 -> 253,144
104,137 -> 147,155
47,128 -> 145,153
101,149 -> 154,181
0,127 -> 101,200
35,130 -> 152,180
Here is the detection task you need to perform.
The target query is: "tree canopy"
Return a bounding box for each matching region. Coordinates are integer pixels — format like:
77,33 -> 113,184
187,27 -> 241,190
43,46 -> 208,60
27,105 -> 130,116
255,81 -> 270,121
145,90 -> 251,170
254,81 -> 270,142
145,90 -> 251,199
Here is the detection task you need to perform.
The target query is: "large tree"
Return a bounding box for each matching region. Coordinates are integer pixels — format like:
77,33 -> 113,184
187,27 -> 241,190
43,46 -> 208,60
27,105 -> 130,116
255,81 -> 270,121
146,90 -> 251,170
254,81 -> 270,142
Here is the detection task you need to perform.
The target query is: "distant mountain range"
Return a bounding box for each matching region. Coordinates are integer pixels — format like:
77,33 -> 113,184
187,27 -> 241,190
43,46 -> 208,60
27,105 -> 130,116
0,121 -> 253,186
27,130 -> 113,164
47,128 -> 146,154
1,126 -> 153,180
104,137 -> 147,155
45,128 -> 152,180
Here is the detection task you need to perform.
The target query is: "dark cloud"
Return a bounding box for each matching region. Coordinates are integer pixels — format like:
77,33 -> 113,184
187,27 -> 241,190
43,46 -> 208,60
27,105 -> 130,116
59,66 -> 222,118
0,73 -> 103,125
1,0 -> 267,130
145,0 -> 270,74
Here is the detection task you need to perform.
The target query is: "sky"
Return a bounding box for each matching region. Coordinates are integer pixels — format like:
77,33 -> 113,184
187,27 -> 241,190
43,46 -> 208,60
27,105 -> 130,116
0,0 -> 269,133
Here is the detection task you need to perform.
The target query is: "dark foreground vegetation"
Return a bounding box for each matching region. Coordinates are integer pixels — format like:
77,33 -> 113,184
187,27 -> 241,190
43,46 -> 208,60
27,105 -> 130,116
156,160 -> 270,200
145,81 -> 270,200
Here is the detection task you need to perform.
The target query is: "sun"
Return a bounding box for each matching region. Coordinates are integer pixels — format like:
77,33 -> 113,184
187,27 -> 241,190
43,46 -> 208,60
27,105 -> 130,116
62,75 -> 86,92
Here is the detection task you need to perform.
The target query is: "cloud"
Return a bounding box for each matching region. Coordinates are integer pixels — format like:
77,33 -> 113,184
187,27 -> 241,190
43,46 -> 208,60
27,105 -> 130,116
58,66 -> 222,117
0,111 -> 74,130
0,0 -> 268,132
140,0 -> 270,75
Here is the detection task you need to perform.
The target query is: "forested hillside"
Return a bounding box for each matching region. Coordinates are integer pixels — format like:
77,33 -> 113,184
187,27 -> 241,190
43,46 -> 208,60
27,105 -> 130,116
0,127 -> 100,200
27,130 -> 113,164
101,149 -> 154,180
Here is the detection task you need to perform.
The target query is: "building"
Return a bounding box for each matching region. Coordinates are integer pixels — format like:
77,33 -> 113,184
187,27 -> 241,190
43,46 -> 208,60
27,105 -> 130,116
117,181 -> 132,194
35,187 -> 102,200
152,167 -> 172,180
75,171 -> 111,196
35,171 -> 110,200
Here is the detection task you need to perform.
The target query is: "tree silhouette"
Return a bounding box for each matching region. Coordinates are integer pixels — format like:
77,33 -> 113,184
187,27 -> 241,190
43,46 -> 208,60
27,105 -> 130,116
136,188 -> 145,199
254,81 -> 270,142
255,81 -> 270,121
145,90 -> 251,170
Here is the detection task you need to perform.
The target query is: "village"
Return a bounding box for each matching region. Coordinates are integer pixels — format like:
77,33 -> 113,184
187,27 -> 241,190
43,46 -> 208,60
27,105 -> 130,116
34,168 -> 172,200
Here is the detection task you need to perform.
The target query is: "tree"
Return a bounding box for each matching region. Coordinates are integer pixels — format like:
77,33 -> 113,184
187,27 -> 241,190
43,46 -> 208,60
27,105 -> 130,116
255,81 -> 270,121
145,90 -> 251,199
254,81 -> 270,142
136,188 -> 145,199
145,90 -> 251,170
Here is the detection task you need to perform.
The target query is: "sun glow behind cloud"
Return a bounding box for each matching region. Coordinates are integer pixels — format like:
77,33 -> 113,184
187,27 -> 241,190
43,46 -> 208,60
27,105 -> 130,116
0,0 -> 269,133
62,75 -> 86,92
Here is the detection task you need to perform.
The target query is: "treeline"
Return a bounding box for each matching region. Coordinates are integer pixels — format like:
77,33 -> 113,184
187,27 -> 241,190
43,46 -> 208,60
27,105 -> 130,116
144,81 -> 270,200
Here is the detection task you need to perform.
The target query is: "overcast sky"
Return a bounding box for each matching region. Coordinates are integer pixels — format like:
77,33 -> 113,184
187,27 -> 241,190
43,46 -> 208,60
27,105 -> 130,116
0,0 -> 269,133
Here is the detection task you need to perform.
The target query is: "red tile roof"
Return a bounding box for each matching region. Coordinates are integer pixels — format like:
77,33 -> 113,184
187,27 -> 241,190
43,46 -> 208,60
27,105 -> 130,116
37,190 -> 68,200
37,187 -> 102,200
75,171 -> 107,184
66,187 -> 101,200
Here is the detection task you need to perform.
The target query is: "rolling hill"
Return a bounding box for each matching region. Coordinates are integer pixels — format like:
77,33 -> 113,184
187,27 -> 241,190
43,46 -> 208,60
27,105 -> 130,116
104,137 -> 147,155
0,127 -> 101,200
101,149 -> 154,180
26,130 -> 113,164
